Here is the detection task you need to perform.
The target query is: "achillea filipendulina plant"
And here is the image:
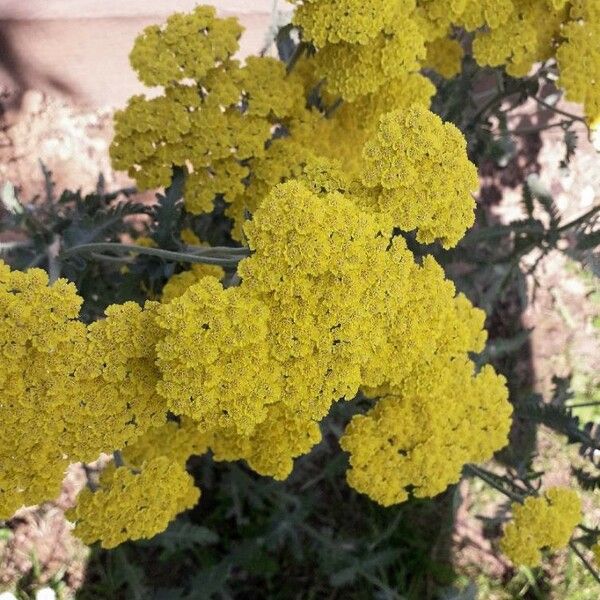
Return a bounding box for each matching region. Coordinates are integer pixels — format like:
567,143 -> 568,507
2,3 -> 599,578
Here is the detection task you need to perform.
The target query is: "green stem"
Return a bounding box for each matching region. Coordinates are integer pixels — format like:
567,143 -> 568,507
533,97 -> 587,125
556,204 -> 600,234
569,541 -> 600,586
567,401 -> 600,409
505,119 -> 577,137
286,41 -> 307,74
60,242 -> 250,266
47,234 -> 62,283
464,464 -> 525,503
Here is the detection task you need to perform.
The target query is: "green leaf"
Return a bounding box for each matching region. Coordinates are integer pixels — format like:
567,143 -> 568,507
152,168 -> 185,250
139,520 -> 218,553
329,549 -> 398,588
186,561 -> 231,599
482,329 -> 531,361
527,174 -> 561,227
560,128 -> 578,170
573,467 -> 600,491
577,230 -> 600,252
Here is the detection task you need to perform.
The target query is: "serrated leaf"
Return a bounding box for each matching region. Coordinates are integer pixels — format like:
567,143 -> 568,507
112,547 -> 149,600
62,201 -> 148,248
576,229 -> 600,251
152,168 -> 185,249
560,128 -> 578,170
573,467 -> 600,491
527,174 -> 561,227
483,329 -> 530,360
330,549 -> 398,588
139,520 -> 218,553
186,561 -> 231,599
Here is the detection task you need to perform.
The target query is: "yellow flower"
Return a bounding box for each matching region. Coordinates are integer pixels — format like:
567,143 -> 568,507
360,106 -> 478,248
209,402 -> 322,480
0,261 -> 86,517
155,276 -> 281,435
65,301 -> 166,462
129,6 -> 242,86
500,488 -> 581,567
314,15 -> 425,101
341,362 -> 510,506
472,0 -> 566,77
557,19 -> 600,127
424,37 -> 464,78
69,457 -> 199,549
292,0 -> 412,47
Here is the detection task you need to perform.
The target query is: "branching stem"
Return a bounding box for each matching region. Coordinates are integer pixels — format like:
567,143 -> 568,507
60,242 -> 250,266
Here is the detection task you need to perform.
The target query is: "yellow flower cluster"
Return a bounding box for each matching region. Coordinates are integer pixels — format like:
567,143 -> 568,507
409,0 -> 600,122
500,488 -> 582,567
292,0 -> 409,47
129,6 -> 242,87
156,276 -> 279,435
313,15 -> 426,101
68,456 -> 199,548
0,263 -> 85,518
338,242 -> 510,504
472,0 -> 567,78
424,37 -> 464,79
0,261 -> 175,520
66,301 -> 165,461
208,403 -> 322,481
239,181 -> 394,422
360,106 -> 478,248
341,364 -> 510,506
5,3 -> 547,545
288,0 -> 600,125
110,5 -> 305,214
557,17 -> 600,127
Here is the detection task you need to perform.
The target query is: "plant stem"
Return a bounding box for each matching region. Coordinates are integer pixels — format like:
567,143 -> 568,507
505,119 -> 578,137
533,97 -> 587,124
47,234 -> 62,283
464,464 -> 525,503
60,242 -> 250,266
286,41 -> 307,74
556,204 -> 600,233
569,541 -> 600,585
567,401 -> 600,409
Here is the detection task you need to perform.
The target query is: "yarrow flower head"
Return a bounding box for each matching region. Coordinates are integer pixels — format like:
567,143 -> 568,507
111,9 -> 305,216
500,488 -> 582,567
129,5 -> 242,86
359,105 -> 478,248
155,276 -> 280,435
313,15 -> 425,101
341,359 -> 510,505
68,456 -> 199,549
0,262 -> 86,518
557,18 -> 600,127
292,0 -> 412,47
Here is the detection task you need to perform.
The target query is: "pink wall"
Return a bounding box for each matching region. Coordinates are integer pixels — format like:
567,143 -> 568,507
0,1 -> 292,108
